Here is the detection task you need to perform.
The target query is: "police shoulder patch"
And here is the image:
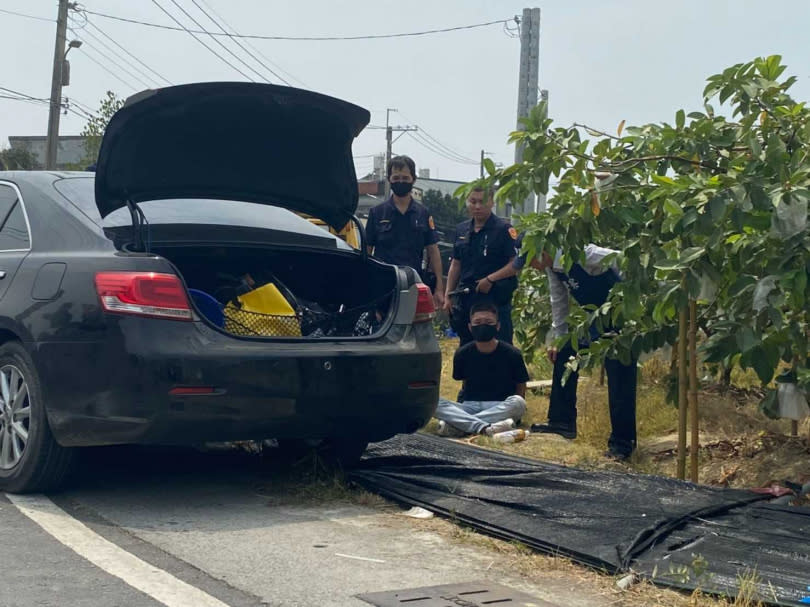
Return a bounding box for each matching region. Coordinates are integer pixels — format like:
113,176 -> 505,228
428,216 -> 435,229
508,227 -> 518,240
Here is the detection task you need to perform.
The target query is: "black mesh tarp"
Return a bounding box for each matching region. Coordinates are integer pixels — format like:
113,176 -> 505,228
351,434 -> 810,606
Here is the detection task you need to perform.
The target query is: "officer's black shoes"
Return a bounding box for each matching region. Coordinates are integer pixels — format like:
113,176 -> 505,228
529,423 -> 577,439
604,448 -> 633,461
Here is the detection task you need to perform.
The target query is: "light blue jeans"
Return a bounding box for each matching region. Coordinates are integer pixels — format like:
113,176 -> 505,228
436,395 -> 526,435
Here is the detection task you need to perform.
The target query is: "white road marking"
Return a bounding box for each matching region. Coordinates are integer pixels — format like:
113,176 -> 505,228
334,552 -> 386,563
8,494 -> 231,607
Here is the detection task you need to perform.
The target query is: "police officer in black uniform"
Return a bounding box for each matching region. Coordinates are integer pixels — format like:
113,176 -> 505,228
443,186 -> 517,346
366,155 -> 444,308
491,235 -> 637,460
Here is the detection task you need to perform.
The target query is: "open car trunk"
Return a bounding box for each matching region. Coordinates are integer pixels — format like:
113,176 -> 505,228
151,245 -> 399,339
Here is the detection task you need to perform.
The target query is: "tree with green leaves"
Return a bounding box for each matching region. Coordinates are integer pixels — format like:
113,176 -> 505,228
460,55 -> 810,480
78,91 -> 125,168
0,147 -> 41,170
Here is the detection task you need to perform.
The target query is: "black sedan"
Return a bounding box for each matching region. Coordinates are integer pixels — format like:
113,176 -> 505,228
0,83 -> 440,493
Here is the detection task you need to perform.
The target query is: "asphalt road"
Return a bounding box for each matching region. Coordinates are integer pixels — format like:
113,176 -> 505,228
1,445 -> 609,607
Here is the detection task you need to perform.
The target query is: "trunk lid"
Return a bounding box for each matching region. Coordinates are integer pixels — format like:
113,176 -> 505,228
94,82 -> 370,230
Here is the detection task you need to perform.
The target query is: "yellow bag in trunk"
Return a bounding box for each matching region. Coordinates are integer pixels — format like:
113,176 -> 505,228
223,282 -> 301,337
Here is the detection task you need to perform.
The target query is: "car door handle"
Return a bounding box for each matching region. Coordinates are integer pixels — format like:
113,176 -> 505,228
0,271 -> 6,279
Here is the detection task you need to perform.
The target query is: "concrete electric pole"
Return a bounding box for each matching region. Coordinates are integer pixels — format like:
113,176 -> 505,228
46,0 -> 71,170
512,7 -> 541,217
383,108 -> 417,199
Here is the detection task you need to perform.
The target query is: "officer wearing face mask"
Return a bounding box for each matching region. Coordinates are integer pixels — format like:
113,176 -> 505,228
365,155 -> 445,309
433,301 -> 530,437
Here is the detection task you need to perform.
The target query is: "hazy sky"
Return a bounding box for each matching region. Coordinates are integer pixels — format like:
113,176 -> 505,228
2,1 -> 809,182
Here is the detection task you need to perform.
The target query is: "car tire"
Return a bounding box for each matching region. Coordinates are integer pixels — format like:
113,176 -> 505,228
0,342 -> 75,493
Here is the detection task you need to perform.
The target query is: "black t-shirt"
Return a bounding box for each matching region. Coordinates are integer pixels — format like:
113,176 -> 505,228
452,341 -> 530,402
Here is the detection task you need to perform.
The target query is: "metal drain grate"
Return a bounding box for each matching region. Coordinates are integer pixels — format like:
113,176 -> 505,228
357,581 -> 557,607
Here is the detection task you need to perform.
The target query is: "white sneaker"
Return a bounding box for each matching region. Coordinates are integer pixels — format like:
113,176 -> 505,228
437,420 -> 465,438
483,418 -> 515,436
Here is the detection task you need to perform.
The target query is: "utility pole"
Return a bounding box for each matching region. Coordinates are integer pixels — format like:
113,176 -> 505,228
536,88 -> 549,212
383,108 -> 417,199
511,7 -> 541,217
384,108 -> 396,199
46,0 -> 71,170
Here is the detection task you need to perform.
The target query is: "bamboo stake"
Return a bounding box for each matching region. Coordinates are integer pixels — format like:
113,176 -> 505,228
677,302 -> 688,480
689,299 -> 699,483
791,420 -> 799,437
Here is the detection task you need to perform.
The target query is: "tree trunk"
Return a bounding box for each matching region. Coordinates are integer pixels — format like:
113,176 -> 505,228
689,299 -> 699,483
677,302 -> 688,481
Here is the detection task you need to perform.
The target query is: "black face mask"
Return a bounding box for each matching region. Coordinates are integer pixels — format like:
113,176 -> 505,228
470,324 -> 497,342
390,181 -> 414,197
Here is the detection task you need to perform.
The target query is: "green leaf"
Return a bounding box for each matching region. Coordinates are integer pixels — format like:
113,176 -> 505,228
751,345 -> 777,384
679,247 -> 705,265
663,199 -> 683,216
653,259 -> 684,270
753,275 -> 778,312
736,327 -> 759,353
676,109 -> 685,131
483,157 -> 497,176
652,174 -> 676,186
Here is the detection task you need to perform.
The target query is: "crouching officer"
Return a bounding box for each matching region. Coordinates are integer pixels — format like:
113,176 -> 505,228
489,234 -> 638,460
442,186 -> 517,346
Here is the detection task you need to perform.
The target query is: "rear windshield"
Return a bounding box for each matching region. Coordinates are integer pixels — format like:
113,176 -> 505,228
53,176 -> 351,248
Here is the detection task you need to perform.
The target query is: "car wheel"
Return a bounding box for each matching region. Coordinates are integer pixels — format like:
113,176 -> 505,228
0,342 -> 75,493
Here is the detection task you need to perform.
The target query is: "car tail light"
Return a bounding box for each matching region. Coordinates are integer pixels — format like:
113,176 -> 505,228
95,272 -> 193,321
413,283 -> 435,323
169,386 -> 216,395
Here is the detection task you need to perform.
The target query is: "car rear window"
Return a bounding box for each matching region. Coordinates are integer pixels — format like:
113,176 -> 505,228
53,176 -> 351,248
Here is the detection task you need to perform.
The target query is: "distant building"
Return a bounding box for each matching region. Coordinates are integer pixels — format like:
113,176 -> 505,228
7,135 -> 87,170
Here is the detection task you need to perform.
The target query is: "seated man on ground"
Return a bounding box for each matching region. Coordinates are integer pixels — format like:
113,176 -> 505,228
435,301 -> 529,437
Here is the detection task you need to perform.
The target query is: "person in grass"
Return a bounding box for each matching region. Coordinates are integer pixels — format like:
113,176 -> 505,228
434,301 -> 529,437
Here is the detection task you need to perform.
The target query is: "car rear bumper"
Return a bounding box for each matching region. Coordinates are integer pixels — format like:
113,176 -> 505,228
33,320 -> 440,447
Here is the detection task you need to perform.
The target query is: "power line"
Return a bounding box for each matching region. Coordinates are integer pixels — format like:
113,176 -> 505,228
0,95 -> 49,106
0,87 -> 48,102
68,27 -> 158,89
150,0 -> 256,81
68,97 -> 98,117
189,0 -> 293,86
166,0 -> 268,82
195,0 -> 306,87
408,130 -> 477,164
84,19 -> 172,85
77,8 -> 513,41
77,45 -> 140,92
0,7 -> 53,22
414,128 -> 477,163
393,111 -> 478,163
405,131 -> 477,165
0,86 -> 95,120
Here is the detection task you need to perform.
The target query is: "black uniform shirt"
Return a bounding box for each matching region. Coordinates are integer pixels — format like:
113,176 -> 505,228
452,214 -> 516,284
366,196 -> 439,272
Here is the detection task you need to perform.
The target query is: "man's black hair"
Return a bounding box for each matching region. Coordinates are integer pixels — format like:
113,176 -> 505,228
469,300 -> 498,319
387,155 -> 416,179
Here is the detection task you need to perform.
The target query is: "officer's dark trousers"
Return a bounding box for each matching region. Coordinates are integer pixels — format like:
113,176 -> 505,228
451,302 -> 513,346
547,340 -> 638,455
